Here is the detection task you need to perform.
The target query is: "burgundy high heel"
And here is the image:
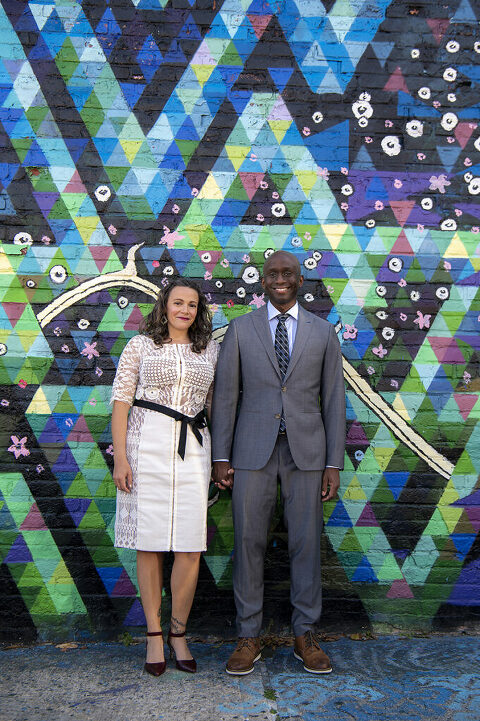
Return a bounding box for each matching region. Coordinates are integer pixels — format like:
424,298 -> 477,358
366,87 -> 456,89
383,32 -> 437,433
144,630 -> 166,677
167,630 -> 197,673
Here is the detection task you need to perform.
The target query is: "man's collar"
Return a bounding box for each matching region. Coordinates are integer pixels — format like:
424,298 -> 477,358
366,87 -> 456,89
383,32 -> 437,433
267,301 -> 299,321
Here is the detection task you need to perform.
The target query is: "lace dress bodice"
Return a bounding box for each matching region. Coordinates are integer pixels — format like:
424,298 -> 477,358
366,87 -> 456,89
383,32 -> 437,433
111,335 -> 219,417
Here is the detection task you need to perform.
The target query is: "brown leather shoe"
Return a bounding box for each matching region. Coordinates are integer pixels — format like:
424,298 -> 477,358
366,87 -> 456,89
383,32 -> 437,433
226,637 -> 261,675
294,631 -> 332,674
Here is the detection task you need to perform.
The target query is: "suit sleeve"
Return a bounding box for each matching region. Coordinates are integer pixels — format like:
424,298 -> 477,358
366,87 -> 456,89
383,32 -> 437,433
320,323 -> 346,469
211,320 -> 241,462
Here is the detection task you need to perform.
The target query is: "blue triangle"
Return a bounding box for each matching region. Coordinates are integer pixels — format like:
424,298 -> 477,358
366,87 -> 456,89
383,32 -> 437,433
97,566 -> 124,594
136,35 -> 162,83
303,120 -> 349,171
383,472 -> 409,500
352,556 -> 378,583
451,534 -> 476,561
326,500 -> 352,527
5,535 -> 33,563
65,498 -> 92,528
176,115 -> 199,141
178,14 -> 202,40
120,82 -> 146,110
437,145 -> 463,173
370,41 -> 394,67
397,91 -> 439,118
457,65 -> 480,85
64,138 -> 89,164
268,67 -> 293,92
452,0 -> 477,22
365,175 -> 389,201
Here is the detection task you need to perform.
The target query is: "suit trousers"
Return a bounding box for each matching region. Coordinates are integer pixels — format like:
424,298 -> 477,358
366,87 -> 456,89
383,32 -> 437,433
232,434 -> 324,638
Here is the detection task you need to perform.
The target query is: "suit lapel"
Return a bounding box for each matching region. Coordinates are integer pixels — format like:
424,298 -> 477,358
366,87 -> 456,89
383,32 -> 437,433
251,306 -> 282,379
283,306 -> 312,382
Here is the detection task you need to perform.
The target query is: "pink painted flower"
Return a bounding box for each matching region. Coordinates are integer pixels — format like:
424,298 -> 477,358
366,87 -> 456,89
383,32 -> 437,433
242,254 -> 251,263
303,127 -> 311,136
464,157 -> 472,166
89,398 -> 97,407
204,271 -> 212,280
317,167 -> 329,180
260,181 -> 268,190
413,310 -> 431,329
256,213 -> 264,222
159,226 -> 184,249
417,224 -> 424,231
106,444 -> 114,456
398,278 -> 407,287
272,191 -> 279,200
54,327 -> 62,337
250,293 -> 265,308
463,371 -> 471,385
327,285 -> 334,294
18,379 -> 27,389
41,235 -> 51,245
400,313 -> 407,321
432,100 -> 441,108
343,324 -> 358,340
393,179 -> 403,189
455,208 -> 463,217
1,399 -> 9,407
172,204 -> 180,214
417,153 -> 426,160
81,341 -> 99,360
152,260 -> 160,268
191,187 -> 199,197
429,174 -> 450,193
36,464 -> 44,473
161,278 -> 169,287
390,379 -> 399,389
8,436 -> 30,459
61,344 -> 70,353
226,300 -> 234,308
65,418 -> 73,428
304,231 -> 311,240
220,258 -> 229,268
108,224 -> 117,235
367,366 -> 375,375
365,137 -> 373,143
250,153 -> 257,161
375,200 -> 384,211
208,302 -> 218,314
372,344 -> 388,358
447,136 -> 455,143
472,226 -> 480,233
341,167 -> 349,175
341,202 -> 349,211
443,261 -> 452,270
95,367 -> 103,377
385,120 -> 393,127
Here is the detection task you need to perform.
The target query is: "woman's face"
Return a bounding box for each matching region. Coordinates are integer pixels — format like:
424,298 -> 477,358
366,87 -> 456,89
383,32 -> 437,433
166,286 -> 199,336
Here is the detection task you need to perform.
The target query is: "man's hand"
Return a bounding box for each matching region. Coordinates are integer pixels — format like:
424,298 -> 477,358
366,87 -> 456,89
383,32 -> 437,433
213,461 -> 234,490
321,467 -> 340,502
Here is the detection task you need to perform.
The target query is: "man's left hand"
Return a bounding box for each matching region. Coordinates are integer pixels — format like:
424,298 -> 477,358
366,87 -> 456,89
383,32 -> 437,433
321,467 -> 340,502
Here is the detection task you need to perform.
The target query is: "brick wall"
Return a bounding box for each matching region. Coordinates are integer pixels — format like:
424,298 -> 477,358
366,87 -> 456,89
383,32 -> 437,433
0,0 -> 479,640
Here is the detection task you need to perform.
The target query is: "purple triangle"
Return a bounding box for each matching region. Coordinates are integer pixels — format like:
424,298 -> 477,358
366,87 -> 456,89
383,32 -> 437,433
346,421 -> 370,445
5,534 -> 33,563
123,598 -> 145,627
112,569 -> 138,597
64,498 -> 91,527
356,502 -> 379,527
452,488 -> 480,506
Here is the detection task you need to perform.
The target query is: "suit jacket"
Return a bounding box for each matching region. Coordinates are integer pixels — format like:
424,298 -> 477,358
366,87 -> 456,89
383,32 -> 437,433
211,304 -> 346,471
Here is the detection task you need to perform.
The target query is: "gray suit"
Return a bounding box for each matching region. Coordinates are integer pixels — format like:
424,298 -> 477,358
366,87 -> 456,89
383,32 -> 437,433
211,303 -> 346,636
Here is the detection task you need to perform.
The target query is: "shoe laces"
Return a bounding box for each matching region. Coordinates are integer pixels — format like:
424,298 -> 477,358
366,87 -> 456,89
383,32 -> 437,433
304,631 -> 322,650
236,637 -> 255,652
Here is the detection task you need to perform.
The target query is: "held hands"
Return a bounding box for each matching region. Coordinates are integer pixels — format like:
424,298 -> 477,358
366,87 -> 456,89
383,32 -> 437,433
321,467 -> 340,502
213,461 -> 234,490
113,457 -> 133,493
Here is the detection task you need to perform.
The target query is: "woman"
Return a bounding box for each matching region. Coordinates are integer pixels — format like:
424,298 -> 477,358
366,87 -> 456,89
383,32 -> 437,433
111,279 -> 219,677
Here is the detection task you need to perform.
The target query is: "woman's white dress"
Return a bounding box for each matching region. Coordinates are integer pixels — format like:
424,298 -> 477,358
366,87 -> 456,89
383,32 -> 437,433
111,335 -> 219,552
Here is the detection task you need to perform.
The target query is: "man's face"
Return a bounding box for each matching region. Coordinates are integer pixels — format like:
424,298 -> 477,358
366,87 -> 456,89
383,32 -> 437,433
262,253 -> 303,310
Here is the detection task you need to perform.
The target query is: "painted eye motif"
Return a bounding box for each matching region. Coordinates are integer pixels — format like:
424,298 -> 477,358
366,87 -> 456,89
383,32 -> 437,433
376,285 -> 387,297
388,257 -> 403,273
215,280 -> 223,289
447,93 -> 457,103
201,252 -> 211,263
406,120 -> 424,138
49,265 -> 67,284
365,219 -> 376,228
358,116 -> 368,128
381,136 -> 401,156
446,40 -> 460,53
474,138 -> 480,152
376,310 -> 388,320
312,111 -> 323,124
236,287 -> 246,298
304,258 -> 317,270
440,218 -> 457,231
312,251 -> 322,261
242,266 -> 259,284
443,67 -> 457,82
26,279 -> 36,288
341,183 -> 354,196
117,296 -> 128,309
411,49 -> 420,58
468,178 -> 480,195
77,318 -> 90,330
382,327 -> 395,340
94,185 -> 111,202
163,266 -> 174,275
464,172 -> 474,182
436,286 -> 450,300
441,112 -> 458,131
264,248 -> 275,259
418,87 -> 431,100
14,232 -> 33,245
304,293 -> 314,302
475,42 -> 480,54
291,237 -> 302,247
421,198 -> 433,210
271,203 -> 286,217
410,290 -> 420,301
0,343 -> 7,356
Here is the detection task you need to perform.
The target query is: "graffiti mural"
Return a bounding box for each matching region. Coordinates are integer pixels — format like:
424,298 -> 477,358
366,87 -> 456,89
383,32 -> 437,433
0,0 -> 479,639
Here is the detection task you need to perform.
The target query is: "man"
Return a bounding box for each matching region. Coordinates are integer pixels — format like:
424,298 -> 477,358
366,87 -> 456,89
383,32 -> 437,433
211,250 -> 346,675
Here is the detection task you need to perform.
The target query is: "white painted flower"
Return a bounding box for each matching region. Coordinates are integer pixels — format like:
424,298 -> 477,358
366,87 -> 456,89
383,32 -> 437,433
447,93 -> 457,103
215,280 -> 223,288
242,266 -> 259,284
304,258 -> 317,270
341,183 -> 354,196
0,343 -> 7,356
468,178 -> 480,195
475,42 -> 480,54
365,219 -> 376,228
291,237 -> 302,247
406,120 -> 424,138
411,49 -> 420,59
271,203 -> 286,218
94,185 -> 111,202
441,112 -> 458,131
49,265 -> 67,284
446,40 -> 460,53
376,310 -> 388,320
201,252 -> 211,263
312,111 -> 323,124
410,290 -> 420,301
117,296 -> 128,309
382,327 -> 395,340
26,279 -> 36,288
163,265 -> 174,275
376,285 -> 387,297
443,67 -> 457,82
14,232 -> 33,246
77,318 -> 90,330
236,287 -> 246,298
304,293 -> 314,302
421,198 -> 433,210
440,218 -> 457,231
264,248 -> 275,259
418,87 -> 431,100
388,257 -> 403,272
436,286 -> 449,300
312,251 -> 322,261
381,136 -> 401,156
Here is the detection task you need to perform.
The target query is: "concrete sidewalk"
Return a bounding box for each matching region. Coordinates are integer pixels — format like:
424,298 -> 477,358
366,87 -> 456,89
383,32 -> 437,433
1,635 -> 479,721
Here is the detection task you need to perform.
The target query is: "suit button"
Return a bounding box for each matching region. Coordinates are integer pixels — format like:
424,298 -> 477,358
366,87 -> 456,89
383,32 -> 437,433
282,386 -> 286,392
274,413 -> 281,419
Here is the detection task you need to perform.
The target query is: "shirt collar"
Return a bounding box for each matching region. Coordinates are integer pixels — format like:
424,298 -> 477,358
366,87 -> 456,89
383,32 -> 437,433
267,301 -> 299,321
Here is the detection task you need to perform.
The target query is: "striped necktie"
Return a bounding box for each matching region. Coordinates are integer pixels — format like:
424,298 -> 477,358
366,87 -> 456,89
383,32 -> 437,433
275,314 -> 290,432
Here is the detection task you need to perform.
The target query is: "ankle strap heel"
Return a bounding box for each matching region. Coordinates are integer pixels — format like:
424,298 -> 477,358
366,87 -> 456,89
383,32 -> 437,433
144,630 -> 166,678
167,629 -> 197,674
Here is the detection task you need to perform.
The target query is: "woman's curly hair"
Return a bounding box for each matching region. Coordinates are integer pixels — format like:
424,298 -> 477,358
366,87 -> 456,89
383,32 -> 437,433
140,279 -> 212,353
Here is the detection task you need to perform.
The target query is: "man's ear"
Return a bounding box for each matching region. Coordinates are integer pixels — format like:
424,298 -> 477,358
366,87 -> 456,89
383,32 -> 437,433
298,275 -> 304,287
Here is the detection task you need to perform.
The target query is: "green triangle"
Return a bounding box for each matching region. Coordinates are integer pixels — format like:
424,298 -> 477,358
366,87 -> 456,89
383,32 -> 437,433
270,173 -> 293,196
175,139 -> 199,165
400,366 -> 426,393
55,36 -> 79,83
104,166 -> 130,191
225,174 -> 249,201
2,276 -> 30,303
48,195 -> 71,220
30,168 -> 57,192
218,41 -> 243,66
453,449 -> 477,474
369,476 -> 395,504
336,227 -> 362,253
17,563 -> 44,588
132,140 -> 157,168
11,138 -> 32,163
338,528 -> 363,553
29,586 -> 57,615
405,257 -> 426,284
66,473 -> 92,498
80,92 -> 105,136
95,475 -> 116,499
79,501 -> 106,530
376,554 -> 403,581
25,106 -> 50,134
53,388 -> 77,414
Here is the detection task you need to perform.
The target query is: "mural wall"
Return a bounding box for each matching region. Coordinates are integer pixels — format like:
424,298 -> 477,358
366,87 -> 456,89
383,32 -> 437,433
1,0 -> 479,640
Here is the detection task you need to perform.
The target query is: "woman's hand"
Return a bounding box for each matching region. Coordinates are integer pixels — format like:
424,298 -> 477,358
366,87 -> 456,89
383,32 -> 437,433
113,458 -> 133,493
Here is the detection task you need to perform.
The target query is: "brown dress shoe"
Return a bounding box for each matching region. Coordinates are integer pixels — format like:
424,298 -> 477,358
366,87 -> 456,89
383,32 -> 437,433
294,631 -> 332,674
226,637 -> 261,675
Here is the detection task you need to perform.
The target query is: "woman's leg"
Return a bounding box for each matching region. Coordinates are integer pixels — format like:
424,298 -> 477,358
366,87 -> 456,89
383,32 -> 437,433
169,551 -> 201,659
137,550 -> 164,662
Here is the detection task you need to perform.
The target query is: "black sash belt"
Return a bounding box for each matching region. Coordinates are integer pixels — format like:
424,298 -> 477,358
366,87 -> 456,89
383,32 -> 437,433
132,399 -> 207,460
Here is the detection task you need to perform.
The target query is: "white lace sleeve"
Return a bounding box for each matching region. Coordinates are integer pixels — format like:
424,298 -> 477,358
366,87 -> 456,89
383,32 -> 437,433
205,340 -> 220,415
111,335 -> 143,406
